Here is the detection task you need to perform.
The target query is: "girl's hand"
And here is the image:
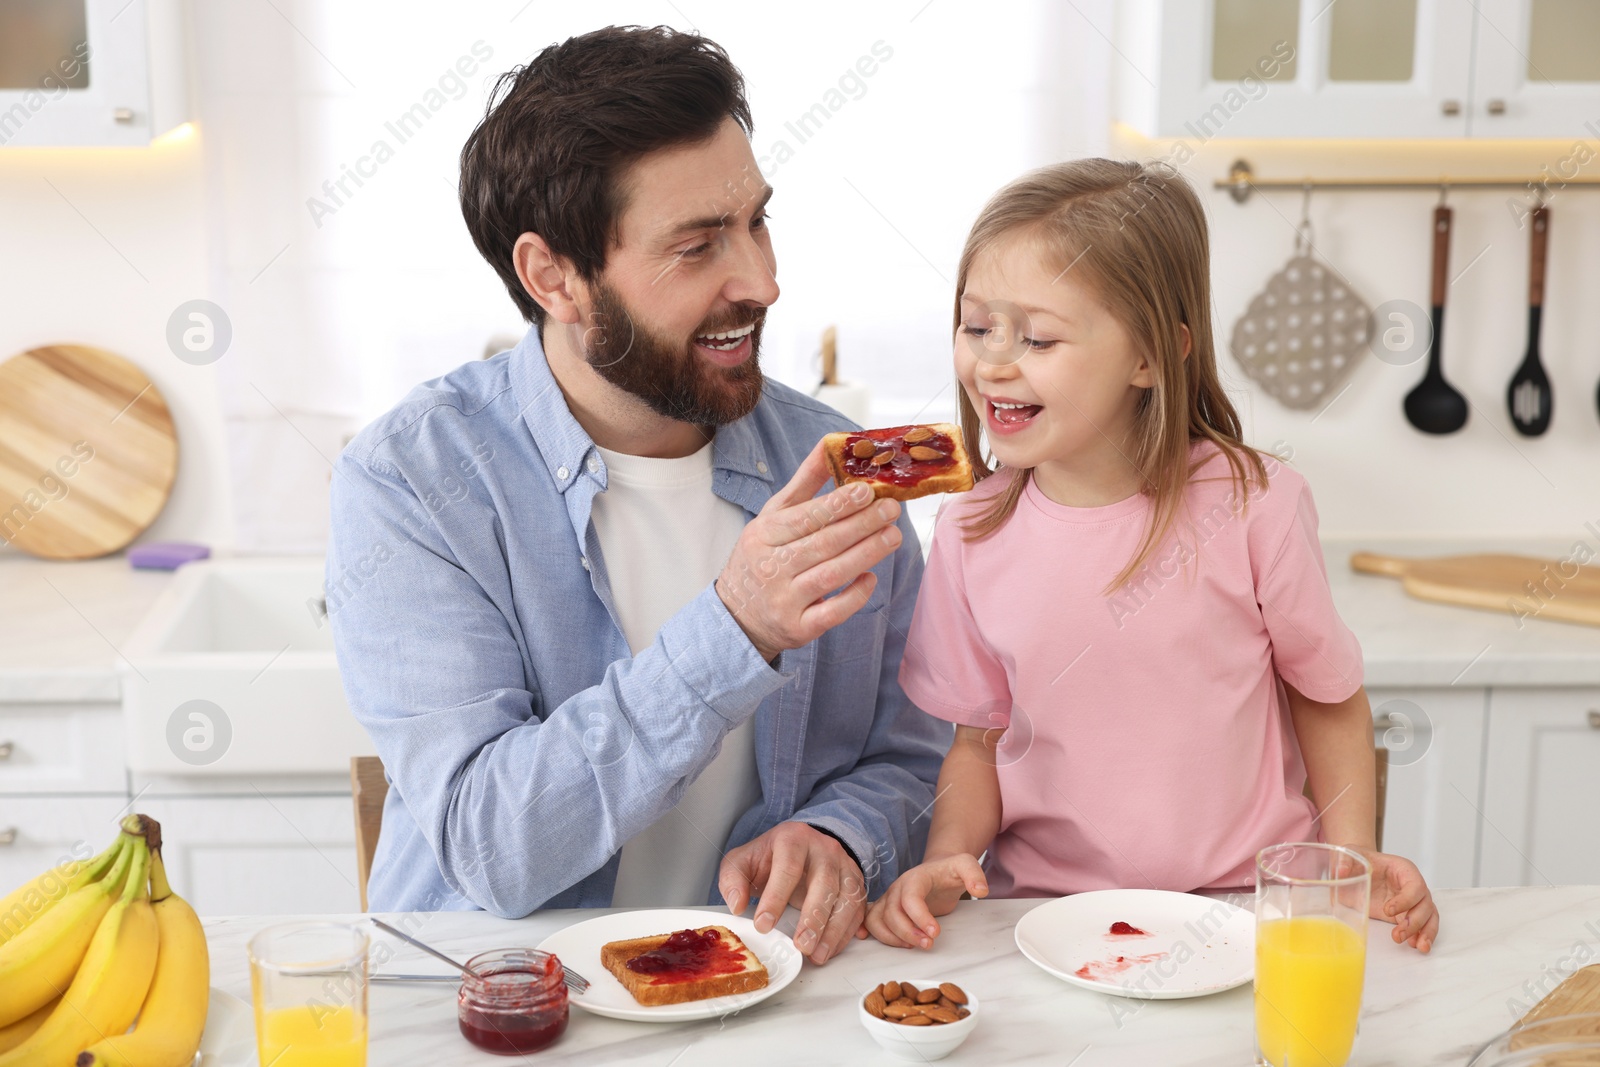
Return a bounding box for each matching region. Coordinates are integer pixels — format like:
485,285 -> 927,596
861,854 -> 989,949
1354,847 -> 1439,953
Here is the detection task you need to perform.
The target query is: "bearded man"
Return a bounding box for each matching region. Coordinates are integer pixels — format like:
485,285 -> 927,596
325,25 -> 945,966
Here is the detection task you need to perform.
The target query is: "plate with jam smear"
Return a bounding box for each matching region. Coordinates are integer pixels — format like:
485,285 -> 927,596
1013,889 -> 1254,1000
537,909 -> 803,1021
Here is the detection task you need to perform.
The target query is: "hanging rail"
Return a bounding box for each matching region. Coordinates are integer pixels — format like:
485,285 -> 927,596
1215,158 -> 1600,204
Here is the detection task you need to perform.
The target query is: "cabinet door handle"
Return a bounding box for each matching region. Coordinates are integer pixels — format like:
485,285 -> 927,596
1486,98 -> 1507,115
1587,709 -> 1600,730
0,741 -> 11,760
0,828 -> 15,846
1441,99 -> 1461,116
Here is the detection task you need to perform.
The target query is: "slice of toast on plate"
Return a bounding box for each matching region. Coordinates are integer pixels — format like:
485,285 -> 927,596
820,422 -> 975,502
600,925 -> 769,1007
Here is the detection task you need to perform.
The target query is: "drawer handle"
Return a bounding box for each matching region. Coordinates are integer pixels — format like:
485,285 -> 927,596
0,741 -> 11,760
1588,710 -> 1600,730
0,828 -> 15,846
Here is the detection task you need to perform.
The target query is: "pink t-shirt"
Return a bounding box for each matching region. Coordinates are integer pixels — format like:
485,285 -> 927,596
899,441 -> 1363,897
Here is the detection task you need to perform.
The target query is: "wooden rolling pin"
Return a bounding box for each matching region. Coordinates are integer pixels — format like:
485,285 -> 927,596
1349,551 -> 1600,628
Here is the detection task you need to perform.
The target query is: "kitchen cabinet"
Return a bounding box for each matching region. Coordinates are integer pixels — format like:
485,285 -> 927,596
1366,687 -> 1486,889
0,702 -> 124,794
136,793 -> 360,915
1480,687 -> 1600,887
1114,0 -> 1600,140
0,0 -> 187,147
1471,0 -> 1600,137
0,795 -> 131,897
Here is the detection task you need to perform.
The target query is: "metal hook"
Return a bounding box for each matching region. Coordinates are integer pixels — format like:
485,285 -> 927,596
1295,181 -> 1314,254
1437,181 -> 1449,206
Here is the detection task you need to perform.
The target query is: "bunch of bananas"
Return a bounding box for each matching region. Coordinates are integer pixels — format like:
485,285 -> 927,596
0,815 -> 209,1067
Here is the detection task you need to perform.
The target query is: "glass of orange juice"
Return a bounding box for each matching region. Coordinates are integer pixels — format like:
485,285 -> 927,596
1254,843 -> 1371,1067
249,921 -> 369,1067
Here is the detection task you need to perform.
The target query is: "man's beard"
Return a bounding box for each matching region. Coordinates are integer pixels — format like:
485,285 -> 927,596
582,279 -> 766,427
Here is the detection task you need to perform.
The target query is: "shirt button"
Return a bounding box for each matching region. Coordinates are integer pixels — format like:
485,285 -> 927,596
556,466 -> 569,481
756,461 -> 769,474
586,455 -> 600,474
580,555 -> 590,571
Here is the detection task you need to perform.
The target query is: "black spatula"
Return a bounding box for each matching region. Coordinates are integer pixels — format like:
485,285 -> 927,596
1507,205 -> 1552,436
1404,205 -> 1468,434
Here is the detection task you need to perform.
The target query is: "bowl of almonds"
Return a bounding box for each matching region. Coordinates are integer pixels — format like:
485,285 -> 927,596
857,978 -> 978,1061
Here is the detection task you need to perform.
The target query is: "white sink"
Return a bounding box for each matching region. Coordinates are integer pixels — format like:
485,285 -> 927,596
120,558 -> 375,775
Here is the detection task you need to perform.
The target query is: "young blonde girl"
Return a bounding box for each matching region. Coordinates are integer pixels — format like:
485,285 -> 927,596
862,159 -> 1438,954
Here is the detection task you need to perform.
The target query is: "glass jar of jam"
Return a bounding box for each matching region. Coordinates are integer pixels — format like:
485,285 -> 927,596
457,948 -> 569,1055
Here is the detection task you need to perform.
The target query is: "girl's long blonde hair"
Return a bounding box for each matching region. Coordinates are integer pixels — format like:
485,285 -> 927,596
955,158 -> 1267,594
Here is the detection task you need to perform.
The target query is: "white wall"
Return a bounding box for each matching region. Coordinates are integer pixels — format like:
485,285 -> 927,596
0,0 -> 1592,557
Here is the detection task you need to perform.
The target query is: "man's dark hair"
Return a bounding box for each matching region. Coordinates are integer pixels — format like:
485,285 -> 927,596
460,25 -> 754,326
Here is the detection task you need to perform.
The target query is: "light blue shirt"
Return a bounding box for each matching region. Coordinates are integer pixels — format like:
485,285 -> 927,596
326,328 -> 948,915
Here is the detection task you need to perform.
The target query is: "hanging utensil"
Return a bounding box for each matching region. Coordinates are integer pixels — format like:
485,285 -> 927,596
1507,204 -> 1552,436
1230,185 -> 1371,410
1403,203 -> 1468,434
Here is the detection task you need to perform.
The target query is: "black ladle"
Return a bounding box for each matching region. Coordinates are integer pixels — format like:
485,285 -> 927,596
1507,205 -> 1552,436
1404,205 -> 1468,434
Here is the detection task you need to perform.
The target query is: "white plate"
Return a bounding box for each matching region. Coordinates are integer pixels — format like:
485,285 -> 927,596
536,909 -> 803,1022
196,987 -> 257,1066
1014,890 -> 1254,1000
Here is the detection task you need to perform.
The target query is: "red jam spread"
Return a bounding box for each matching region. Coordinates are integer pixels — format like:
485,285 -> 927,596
625,928 -> 747,985
840,425 -> 957,488
1109,922 -> 1148,936
458,1009 -> 567,1056
457,948 -> 568,1055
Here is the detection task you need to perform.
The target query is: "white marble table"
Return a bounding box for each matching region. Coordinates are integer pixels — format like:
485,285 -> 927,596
203,886 -> 1598,1065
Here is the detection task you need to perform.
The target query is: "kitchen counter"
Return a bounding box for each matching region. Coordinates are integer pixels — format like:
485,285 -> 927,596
0,554 -> 173,702
3,537 -> 1598,703
202,887 -> 1595,1065
1321,538 -> 1600,688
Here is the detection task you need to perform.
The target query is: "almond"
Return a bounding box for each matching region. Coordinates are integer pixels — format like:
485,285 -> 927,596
899,982 -> 920,1000
908,445 -> 945,461
956,1007 -> 971,1019
914,987 -> 941,1005
882,1001 -> 920,1020
937,996 -> 957,1011
890,996 -> 914,1009
870,448 -> 896,466
903,426 -> 933,443
938,982 -> 968,1005
899,1014 -> 933,1026
864,990 -> 887,1018
851,438 -> 876,459
880,981 -> 901,1002
924,1006 -> 960,1024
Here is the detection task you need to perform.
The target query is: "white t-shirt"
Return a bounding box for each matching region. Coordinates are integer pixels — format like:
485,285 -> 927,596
594,440 -> 762,907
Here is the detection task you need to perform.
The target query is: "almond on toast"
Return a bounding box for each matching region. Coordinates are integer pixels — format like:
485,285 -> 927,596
820,422 -> 975,502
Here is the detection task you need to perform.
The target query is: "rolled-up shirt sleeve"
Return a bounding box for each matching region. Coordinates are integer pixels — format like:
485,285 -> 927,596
327,452 -> 789,917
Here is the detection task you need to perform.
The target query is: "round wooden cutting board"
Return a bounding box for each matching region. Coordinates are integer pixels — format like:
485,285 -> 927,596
0,344 -> 179,560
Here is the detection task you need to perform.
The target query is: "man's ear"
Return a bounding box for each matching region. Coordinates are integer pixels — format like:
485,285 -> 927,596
1128,324 -> 1191,389
513,233 -> 582,325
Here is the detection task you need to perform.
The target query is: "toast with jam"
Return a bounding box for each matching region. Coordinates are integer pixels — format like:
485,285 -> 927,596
821,422 -> 975,502
601,926 -> 769,1007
